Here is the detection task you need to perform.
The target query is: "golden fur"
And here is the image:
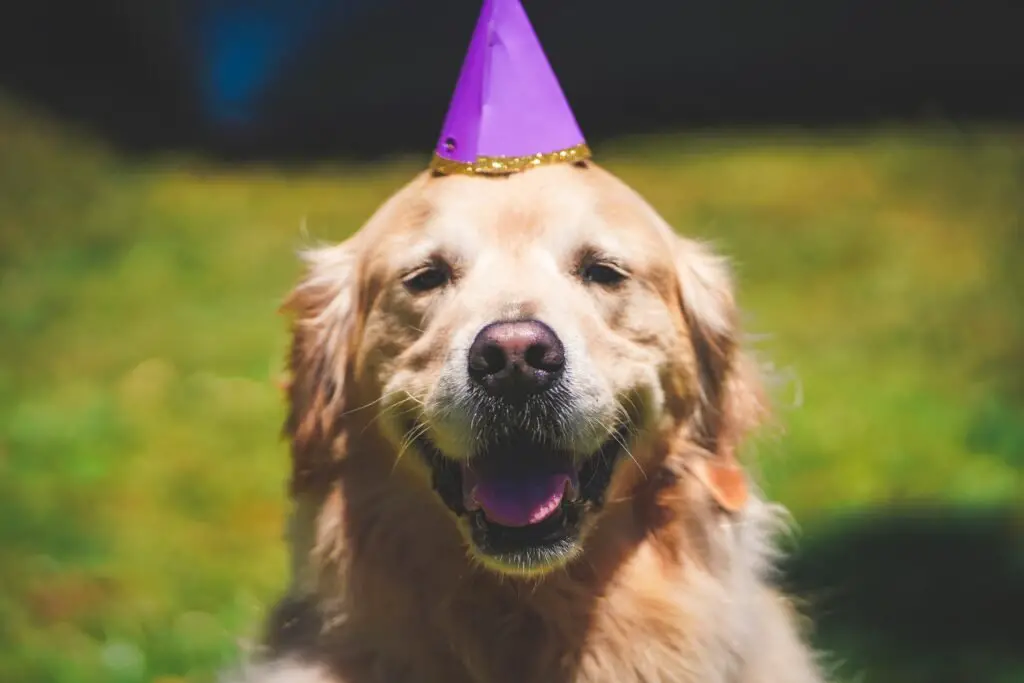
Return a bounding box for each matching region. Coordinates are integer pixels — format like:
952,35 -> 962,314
223,162 -> 826,683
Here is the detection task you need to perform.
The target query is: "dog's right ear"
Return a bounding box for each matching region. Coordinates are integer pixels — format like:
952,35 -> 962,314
281,242 -> 359,494
672,236 -> 767,514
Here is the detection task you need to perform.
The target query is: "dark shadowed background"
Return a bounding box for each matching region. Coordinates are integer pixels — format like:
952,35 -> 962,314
1,1 -> 1022,682
4,0 -> 1024,160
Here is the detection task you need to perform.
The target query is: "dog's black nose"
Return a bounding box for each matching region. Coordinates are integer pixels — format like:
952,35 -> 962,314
468,320 -> 566,400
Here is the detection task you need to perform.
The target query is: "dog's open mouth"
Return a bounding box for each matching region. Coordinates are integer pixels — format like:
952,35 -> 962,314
413,425 -> 629,572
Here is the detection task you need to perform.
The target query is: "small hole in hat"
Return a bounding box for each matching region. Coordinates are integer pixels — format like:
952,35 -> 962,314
444,137 -> 457,153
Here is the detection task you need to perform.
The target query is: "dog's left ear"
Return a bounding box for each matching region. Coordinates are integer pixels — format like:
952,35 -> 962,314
672,237 -> 767,513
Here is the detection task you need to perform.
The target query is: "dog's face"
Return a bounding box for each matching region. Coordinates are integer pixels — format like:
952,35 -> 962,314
287,163 -> 753,577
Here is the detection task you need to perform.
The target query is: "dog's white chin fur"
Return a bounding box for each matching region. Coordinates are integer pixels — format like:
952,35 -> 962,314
220,659 -> 336,683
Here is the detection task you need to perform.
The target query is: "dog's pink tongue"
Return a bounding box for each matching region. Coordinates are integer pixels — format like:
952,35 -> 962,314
474,472 -> 569,527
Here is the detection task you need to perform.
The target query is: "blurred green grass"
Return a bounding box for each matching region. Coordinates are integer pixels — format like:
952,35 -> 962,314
1,96 -> 1021,683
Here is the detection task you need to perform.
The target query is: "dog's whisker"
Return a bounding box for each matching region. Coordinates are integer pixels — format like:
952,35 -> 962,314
389,417 -> 421,458
359,396 -> 419,436
393,420 -> 431,472
619,391 -> 641,420
610,419 -> 643,479
342,390 -> 405,417
398,420 -> 430,456
605,495 -> 634,504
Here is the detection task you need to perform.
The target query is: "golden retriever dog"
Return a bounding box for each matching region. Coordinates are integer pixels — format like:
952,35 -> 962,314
225,160 -> 826,683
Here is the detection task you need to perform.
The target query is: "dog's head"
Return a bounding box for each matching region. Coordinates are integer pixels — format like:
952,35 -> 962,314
284,163 -> 764,577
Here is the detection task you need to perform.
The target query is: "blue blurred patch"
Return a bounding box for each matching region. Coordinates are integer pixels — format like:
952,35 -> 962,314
194,0 -> 358,127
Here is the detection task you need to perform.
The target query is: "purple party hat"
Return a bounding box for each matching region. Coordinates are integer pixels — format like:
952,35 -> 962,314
430,0 -> 591,176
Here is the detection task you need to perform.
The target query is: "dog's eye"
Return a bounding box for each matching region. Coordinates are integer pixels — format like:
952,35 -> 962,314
404,264 -> 451,293
580,262 -> 627,287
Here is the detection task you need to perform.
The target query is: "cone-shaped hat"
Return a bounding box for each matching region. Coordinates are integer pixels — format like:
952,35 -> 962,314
430,0 -> 591,176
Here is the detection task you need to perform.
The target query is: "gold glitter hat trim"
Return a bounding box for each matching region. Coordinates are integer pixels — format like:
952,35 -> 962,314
429,143 -> 592,176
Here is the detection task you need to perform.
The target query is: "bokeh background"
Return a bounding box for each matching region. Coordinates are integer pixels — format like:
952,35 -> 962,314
2,1 -> 1022,682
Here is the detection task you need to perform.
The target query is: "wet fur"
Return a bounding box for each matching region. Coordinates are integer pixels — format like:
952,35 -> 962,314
223,164 -> 826,683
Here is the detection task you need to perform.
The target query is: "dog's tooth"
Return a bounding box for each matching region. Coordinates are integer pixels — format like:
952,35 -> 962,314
566,472 -> 581,501
463,488 -> 480,512
462,464 -> 480,511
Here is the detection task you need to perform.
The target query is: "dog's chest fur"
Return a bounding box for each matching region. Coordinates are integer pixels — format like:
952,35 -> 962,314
237,498 -> 823,683
330,542 -> 749,683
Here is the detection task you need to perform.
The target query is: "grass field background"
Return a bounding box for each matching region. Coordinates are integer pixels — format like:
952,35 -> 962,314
1,95 -> 1022,682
